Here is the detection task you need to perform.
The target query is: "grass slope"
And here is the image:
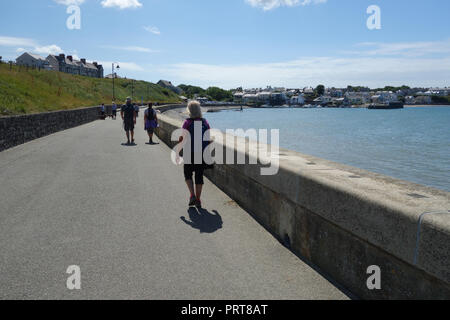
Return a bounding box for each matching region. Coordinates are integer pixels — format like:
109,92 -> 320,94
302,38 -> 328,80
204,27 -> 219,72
0,63 -> 180,115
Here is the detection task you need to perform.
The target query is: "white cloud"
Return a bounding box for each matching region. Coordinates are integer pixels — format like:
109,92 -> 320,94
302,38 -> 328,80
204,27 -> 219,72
126,46 -> 156,53
0,36 -> 37,48
53,0 -> 85,5
158,56 -> 450,89
158,39 -> 450,88
100,45 -> 157,53
34,45 -> 64,56
348,39 -> 450,57
245,0 -> 327,11
143,26 -> 161,35
101,0 -> 143,9
100,61 -> 144,72
0,36 -> 64,57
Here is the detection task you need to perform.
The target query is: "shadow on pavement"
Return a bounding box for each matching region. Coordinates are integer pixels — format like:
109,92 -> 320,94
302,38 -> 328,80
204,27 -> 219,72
145,142 -> 160,145
181,208 -> 223,234
121,143 -> 137,147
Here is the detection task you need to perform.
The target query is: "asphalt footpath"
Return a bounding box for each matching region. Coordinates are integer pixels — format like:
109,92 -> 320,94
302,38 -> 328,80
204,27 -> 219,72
0,113 -> 349,300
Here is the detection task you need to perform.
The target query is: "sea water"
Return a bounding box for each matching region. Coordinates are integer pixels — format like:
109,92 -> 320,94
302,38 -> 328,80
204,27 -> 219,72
205,106 -> 450,191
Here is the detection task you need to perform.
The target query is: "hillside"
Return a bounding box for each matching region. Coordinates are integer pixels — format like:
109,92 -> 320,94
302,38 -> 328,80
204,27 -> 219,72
0,63 -> 181,116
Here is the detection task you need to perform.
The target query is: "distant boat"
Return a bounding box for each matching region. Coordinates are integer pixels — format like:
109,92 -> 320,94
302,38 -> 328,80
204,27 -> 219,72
368,102 -> 404,110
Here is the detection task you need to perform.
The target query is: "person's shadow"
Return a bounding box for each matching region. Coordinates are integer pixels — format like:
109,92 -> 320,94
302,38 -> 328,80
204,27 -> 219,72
181,208 -> 223,234
121,142 -> 137,147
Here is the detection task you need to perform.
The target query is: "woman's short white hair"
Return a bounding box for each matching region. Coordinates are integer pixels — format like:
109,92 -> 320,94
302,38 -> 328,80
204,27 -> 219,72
187,100 -> 203,119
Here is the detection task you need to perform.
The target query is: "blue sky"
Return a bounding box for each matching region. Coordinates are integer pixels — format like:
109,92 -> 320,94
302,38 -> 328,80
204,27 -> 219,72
1,0 -> 449,89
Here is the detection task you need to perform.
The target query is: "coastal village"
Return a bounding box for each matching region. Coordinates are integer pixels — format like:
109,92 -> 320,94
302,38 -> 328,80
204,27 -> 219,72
9,51 -> 450,108
229,86 -> 449,108
167,84 -> 449,108
14,51 -> 104,78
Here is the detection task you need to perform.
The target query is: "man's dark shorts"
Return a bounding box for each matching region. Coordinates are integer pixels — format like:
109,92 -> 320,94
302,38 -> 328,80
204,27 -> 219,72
147,128 -> 155,134
124,120 -> 135,132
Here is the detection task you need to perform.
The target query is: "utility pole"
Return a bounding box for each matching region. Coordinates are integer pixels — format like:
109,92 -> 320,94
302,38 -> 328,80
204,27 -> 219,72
131,80 -> 135,100
112,63 -> 120,102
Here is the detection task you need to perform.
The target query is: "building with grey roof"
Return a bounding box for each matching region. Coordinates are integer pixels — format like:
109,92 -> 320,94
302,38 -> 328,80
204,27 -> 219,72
157,80 -> 183,94
16,52 -> 51,69
46,54 -> 103,78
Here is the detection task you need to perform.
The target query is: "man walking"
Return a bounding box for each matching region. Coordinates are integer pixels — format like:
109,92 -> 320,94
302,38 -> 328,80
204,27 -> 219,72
100,103 -> 106,119
112,101 -> 117,120
121,97 -> 136,145
134,103 -> 140,118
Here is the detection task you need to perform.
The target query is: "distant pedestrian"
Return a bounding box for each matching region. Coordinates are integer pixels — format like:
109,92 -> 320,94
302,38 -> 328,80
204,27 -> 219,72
121,97 -> 136,145
100,103 -> 106,119
177,101 -> 211,208
134,104 -> 140,118
144,103 -> 158,144
112,101 -> 117,120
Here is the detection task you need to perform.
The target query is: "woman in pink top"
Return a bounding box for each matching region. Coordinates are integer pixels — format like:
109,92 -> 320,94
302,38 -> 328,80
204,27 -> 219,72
178,101 -> 211,208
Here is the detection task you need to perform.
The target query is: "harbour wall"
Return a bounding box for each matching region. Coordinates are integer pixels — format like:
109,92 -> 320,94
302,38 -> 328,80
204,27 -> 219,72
0,103 -> 187,153
155,105 -> 450,299
0,106 -> 101,152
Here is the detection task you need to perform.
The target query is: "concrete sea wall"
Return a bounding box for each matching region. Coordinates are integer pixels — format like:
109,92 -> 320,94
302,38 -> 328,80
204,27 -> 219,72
0,106 -> 101,152
155,105 -> 450,299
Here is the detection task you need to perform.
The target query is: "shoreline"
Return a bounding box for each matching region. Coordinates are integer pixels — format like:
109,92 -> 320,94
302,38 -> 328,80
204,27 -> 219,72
405,104 -> 450,107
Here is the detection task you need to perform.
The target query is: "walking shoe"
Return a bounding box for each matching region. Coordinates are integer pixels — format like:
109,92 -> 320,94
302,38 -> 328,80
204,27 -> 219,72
189,196 -> 197,207
195,199 -> 202,209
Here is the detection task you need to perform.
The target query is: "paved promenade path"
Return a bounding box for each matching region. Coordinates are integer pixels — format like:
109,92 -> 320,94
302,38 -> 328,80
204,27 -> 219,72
0,115 -> 349,299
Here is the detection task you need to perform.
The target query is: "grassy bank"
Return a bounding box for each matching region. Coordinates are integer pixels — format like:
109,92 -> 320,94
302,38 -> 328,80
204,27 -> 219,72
0,63 -> 181,116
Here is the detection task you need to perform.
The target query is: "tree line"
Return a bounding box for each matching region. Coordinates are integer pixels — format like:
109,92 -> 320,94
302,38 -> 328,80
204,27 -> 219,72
178,84 -> 233,102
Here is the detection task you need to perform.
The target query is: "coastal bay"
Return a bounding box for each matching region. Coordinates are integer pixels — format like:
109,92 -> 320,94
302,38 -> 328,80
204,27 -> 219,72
205,106 -> 450,191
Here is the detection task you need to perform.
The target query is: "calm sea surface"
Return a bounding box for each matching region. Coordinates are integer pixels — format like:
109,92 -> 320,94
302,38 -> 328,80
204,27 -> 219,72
205,106 -> 450,191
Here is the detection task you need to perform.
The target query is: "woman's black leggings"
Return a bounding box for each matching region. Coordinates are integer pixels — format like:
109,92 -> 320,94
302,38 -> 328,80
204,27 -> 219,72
184,164 -> 205,185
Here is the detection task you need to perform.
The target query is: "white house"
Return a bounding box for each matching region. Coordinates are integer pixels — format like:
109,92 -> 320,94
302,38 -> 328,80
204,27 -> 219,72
290,95 -> 305,105
243,93 -> 258,104
16,52 -> 50,69
256,91 -> 271,103
303,87 -> 314,95
345,92 -> 370,104
233,92 -> 244,103
371,91 -> 398,104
